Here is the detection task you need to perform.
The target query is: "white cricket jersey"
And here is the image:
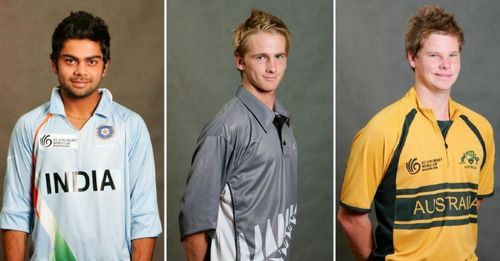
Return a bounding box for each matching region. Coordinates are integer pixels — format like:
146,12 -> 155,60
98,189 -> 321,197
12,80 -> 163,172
0,88 -> 162,260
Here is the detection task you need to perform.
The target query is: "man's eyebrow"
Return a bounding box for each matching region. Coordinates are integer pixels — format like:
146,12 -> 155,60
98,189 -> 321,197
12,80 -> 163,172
250,52 -> 287,57
85,55 -> 103,60
60,54 -> 103,60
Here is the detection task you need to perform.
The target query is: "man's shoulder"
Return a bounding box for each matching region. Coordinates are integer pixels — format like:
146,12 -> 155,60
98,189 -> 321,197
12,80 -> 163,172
200,96 -> 250,137
15,102 -> 52,130
110,101 -> 147,126
361,97 -> 411,137
453,101 -> 493,134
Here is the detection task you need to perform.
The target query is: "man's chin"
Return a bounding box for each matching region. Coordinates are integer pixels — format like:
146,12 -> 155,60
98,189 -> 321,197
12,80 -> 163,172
61,87 -> 98,99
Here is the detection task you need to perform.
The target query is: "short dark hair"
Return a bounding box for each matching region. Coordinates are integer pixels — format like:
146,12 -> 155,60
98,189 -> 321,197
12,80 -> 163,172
50,11 -> 111,63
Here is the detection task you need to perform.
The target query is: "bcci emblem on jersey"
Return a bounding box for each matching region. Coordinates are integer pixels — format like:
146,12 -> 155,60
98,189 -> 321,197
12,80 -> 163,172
97,125 -> 114,139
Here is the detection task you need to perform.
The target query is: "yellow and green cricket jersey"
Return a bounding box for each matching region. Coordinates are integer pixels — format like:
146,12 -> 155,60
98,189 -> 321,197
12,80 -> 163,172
340,87 -> 495,260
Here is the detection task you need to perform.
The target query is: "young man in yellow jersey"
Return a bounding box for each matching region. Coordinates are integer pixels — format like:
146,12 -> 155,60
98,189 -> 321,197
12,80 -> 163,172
338,5 -> 494,260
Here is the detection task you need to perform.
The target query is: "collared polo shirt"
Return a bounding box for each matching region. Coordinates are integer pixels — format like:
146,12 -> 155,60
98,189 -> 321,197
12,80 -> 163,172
340,87 -> 495,260
0,88 -> 162,260
179,87 -> 298,261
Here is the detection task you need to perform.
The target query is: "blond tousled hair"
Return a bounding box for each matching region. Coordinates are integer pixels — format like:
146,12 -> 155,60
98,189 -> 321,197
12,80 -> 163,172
232,9 -> 291,58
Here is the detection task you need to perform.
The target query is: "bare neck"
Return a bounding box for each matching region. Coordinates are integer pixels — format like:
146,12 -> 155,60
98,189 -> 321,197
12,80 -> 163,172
60,90 -> 101,117
414,84 -> 451,121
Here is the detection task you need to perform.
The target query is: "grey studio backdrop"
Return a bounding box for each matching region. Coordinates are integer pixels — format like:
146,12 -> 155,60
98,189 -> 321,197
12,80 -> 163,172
0,1 -> 164,260
337,1 -> 500,260
167,0 -> 333,260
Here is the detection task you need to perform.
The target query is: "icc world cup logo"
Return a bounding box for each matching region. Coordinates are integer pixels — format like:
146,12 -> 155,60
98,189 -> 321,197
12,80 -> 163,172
406,158 -> 421,175
40,135 -> 53,148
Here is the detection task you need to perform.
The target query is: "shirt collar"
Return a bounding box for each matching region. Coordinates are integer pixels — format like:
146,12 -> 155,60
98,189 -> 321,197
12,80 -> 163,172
236,87 -> 290,133
49,87 -> 114,118
405,86 -> 462,121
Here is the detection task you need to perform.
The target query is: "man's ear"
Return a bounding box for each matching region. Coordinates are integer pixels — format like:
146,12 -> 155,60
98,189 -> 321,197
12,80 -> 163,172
407,52 -> 417,69
235,52 -> 244,71
103,60 -> 110,76
51,60 -> 58,74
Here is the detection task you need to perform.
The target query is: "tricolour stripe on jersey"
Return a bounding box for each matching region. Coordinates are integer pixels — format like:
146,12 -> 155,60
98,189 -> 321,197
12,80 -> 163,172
32,113 -> 76,260
32,113 -> 52,217
52,228 -> 77,261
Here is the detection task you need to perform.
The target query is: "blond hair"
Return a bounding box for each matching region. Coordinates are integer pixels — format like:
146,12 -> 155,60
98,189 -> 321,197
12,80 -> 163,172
232,9 -> 291,57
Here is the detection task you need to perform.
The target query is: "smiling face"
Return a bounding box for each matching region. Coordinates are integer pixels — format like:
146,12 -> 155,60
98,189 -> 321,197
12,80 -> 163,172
235,31 -> 287,95
408,33 -> 461,93
52,39 -> 109,100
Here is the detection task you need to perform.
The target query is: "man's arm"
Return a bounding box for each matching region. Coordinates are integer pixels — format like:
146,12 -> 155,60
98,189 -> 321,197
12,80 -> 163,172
1,119 -> 36,260
337,206 -> 373,261
127,116 -> 162,257
182,232 -> 209,261
3,230 -> 27,261
131,237 -> 155,261
179,135 -> 233,259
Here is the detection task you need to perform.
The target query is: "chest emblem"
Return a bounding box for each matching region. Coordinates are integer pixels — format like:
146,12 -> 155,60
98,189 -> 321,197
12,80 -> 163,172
405,157 -> 443,175
406,158 -> 421,175
97,125 -> 114,139
39,134 -> 78,149
460,150 -> 480,168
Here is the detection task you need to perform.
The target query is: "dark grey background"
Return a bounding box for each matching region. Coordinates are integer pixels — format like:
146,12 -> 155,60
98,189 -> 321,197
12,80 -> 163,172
336,1 -> 500,260
167,0 -> 333,260
0,1 -> 164,260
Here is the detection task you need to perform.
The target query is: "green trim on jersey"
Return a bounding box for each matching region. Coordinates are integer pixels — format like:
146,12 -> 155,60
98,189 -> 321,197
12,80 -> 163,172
394,217 -> 477,230
340,87 -> 495,260
373,108 -> 417,258
396,182 -> 478,195
460,115 -> 487,170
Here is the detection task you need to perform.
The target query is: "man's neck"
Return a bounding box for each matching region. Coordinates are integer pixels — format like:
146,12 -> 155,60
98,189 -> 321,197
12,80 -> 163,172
242,85 -> 276,111
60,90 -> 101,129
414,83 -> 451,120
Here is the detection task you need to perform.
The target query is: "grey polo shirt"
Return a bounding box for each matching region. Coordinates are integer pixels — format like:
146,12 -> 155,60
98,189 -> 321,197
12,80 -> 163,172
179,87 -> 298,261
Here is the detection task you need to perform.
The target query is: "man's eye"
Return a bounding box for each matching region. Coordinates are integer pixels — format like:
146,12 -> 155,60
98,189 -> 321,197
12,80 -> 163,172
64,59 -> 76,64
88,60 -> 99,65
276,54 -> 286,59
256,56 -> 265,61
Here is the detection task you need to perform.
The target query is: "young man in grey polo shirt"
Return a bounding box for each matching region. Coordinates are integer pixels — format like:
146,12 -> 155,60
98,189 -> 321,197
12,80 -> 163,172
179,9 -> 298,261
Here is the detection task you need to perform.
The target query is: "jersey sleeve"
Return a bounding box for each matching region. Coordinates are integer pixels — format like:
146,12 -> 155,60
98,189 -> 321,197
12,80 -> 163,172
477,121 -> 495,199
179,134 -> 234,239
128,116 -> 162,239
340,123 -> 398,212
0,118 -> 34,232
